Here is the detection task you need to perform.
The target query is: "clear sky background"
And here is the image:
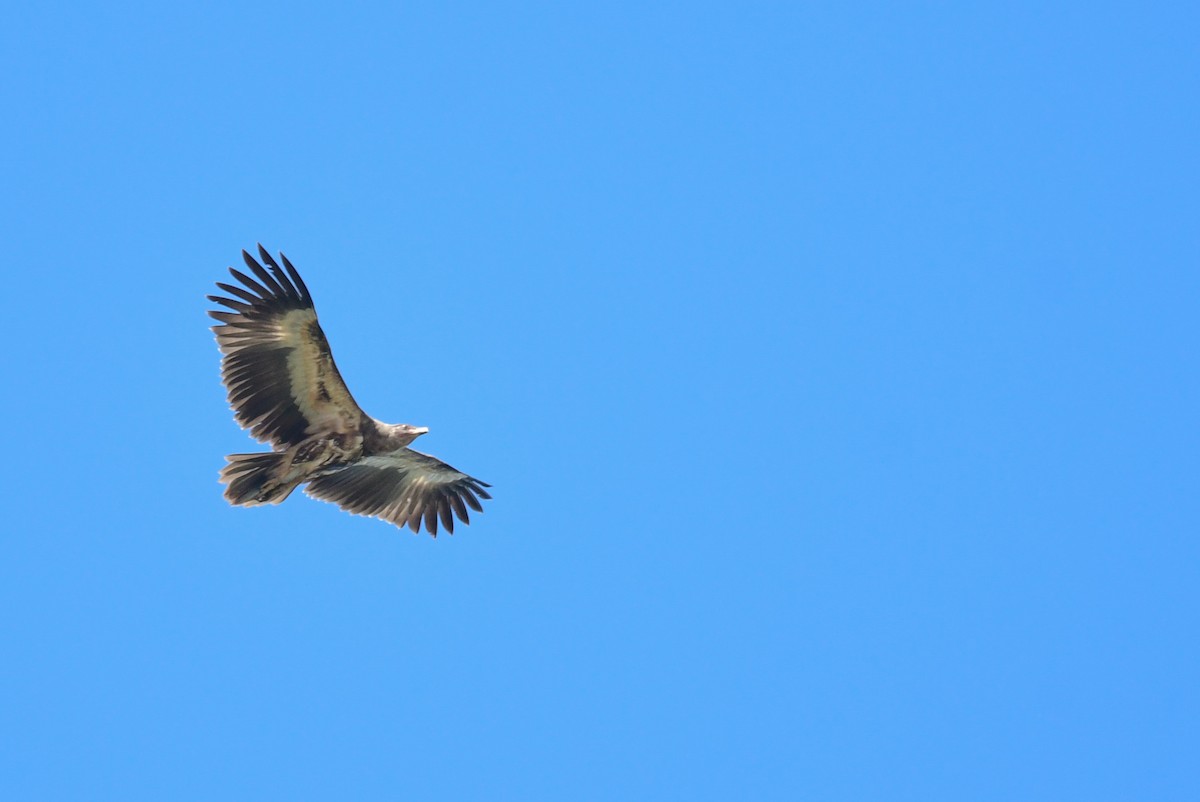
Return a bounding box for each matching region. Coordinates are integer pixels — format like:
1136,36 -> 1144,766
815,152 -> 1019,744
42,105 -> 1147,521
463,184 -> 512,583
1,2 -> 1196,799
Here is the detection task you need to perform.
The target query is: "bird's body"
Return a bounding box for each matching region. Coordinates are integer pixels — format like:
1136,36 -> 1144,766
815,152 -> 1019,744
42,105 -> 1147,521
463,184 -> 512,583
209,246 -> 490,536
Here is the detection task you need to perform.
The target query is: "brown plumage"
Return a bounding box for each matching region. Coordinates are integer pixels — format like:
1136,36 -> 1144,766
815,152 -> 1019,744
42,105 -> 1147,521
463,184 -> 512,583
208,245 -> 491,536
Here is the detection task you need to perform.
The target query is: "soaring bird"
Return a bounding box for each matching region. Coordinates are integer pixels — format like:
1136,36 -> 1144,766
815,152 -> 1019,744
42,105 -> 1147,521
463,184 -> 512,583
208,245 -> 490,536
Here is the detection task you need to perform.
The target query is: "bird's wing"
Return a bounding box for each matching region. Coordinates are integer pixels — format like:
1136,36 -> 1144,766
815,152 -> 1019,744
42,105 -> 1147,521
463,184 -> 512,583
304,451 -> 492,536
208,245 -> 365,447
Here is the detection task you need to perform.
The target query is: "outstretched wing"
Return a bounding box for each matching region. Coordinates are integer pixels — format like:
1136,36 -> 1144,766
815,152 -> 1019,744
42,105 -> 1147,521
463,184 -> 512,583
208,245 -> 364,447
304,451 -> 492,536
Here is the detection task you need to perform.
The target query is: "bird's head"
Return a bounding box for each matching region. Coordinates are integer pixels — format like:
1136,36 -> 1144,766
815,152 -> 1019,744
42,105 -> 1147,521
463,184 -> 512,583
387,423 -> 429,448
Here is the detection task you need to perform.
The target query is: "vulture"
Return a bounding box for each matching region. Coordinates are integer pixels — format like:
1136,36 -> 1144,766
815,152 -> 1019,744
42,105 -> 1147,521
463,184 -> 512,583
208,245 -> 491,536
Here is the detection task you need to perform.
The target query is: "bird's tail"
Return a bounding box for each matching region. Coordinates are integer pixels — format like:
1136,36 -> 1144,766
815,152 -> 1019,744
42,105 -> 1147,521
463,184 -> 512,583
220,452 -> 299,506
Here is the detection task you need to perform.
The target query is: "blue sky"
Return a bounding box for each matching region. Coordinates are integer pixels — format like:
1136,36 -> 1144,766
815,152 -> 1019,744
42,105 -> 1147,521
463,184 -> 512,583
1,2 -> 1196,799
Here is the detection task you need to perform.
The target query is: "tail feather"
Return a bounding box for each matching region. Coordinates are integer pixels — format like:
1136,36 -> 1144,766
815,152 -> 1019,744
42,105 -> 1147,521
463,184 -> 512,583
220,452 -> 297,506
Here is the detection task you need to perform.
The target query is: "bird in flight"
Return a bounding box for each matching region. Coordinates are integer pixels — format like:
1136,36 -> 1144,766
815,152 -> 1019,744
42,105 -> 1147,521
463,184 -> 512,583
208,245 -> 491,536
